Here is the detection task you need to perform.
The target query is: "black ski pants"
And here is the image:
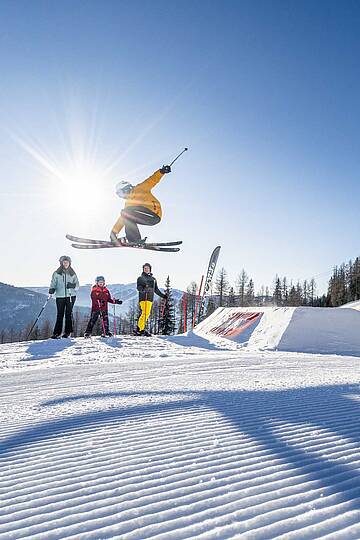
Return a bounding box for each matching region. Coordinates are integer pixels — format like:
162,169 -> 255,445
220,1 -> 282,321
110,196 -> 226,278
121,206 -> 160,242
53,296 -> 76,336
85,310 -> 109,335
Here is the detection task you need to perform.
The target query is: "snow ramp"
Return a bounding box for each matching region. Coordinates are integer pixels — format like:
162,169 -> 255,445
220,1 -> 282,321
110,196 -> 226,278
195,306 -> 360,356
340,299 -> 360,311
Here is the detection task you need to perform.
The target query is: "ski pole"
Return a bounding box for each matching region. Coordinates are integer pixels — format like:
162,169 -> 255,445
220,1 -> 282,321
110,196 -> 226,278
169,147 -> 188,167
27,295 -> 51,340
113,302 -> 117,336
97,300 -> 107,335
70,295 -> 75,337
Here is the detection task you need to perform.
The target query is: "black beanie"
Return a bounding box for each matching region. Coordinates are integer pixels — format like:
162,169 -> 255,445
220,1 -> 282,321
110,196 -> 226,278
143,262 -> 152,272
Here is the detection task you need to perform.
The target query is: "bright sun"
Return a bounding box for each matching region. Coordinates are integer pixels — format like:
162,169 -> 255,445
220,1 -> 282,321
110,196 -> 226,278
59,164 -> 107,215
12,121 -> 118,227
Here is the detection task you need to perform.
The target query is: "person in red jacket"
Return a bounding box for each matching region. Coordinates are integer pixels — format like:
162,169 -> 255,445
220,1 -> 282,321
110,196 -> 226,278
84,276 -> 122,338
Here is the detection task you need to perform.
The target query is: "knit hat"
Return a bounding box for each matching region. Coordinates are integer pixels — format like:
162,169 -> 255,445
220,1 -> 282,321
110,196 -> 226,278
59,255 -> 71,265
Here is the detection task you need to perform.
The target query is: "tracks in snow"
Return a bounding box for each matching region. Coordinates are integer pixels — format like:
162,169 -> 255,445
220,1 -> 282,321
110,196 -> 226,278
1,338 -> 360,538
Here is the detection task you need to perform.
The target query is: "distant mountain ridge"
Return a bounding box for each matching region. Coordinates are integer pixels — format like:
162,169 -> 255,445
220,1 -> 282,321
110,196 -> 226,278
27,283 -> 185,314
0,282 -> 88,336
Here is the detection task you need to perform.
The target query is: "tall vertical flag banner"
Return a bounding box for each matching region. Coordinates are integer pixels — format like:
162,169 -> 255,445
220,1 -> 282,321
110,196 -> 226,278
198,246 -> 221,322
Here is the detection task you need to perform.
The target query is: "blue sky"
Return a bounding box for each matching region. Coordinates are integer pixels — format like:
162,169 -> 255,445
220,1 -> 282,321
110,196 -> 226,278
0,0 -> 359,293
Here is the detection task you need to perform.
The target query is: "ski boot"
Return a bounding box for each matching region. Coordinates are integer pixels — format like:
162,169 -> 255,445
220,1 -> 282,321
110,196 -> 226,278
84,333 -> 91,339
50,334 -> 61,339
136,237 -> 147,245
134,326 -> 143,336
62,333 -> 70,338
118,237 -> 129,246
143,330 -> 152,337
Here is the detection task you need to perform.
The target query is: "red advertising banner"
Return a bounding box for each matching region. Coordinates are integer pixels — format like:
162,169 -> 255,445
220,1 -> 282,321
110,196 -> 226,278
210,311 -> 262,338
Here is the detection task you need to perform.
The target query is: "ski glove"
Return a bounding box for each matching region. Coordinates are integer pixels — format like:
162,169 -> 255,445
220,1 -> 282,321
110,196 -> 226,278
67,282 -> 76,289
115,299 -> 123,305
49,288 -> 55,295
160,165 -> 171,174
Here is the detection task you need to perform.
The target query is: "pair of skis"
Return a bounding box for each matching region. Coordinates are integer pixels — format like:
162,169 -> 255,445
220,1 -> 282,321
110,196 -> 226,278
66,234 -> 182,253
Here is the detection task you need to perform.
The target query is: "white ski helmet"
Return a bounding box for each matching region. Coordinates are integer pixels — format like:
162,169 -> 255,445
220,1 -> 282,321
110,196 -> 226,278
115,180 -> 133,198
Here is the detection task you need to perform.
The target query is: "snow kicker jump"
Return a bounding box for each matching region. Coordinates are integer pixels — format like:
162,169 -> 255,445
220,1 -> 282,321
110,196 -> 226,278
195,306 -> 360,356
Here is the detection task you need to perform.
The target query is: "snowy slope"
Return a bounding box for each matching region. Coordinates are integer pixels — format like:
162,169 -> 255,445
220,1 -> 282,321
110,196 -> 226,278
195,306 -> 360,356
2,336 -> 360,539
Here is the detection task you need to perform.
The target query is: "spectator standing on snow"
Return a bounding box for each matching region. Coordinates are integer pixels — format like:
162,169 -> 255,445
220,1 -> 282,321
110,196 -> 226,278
49,255 -> 79,338
135,263 -> 167,336
84,276 -> 122,338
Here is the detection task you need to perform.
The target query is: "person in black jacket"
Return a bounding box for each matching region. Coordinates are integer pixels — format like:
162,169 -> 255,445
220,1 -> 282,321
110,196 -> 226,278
136,263 -> 166,336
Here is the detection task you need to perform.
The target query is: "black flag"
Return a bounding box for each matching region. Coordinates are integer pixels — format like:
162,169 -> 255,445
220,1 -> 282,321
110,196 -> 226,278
198,246 -> 221,321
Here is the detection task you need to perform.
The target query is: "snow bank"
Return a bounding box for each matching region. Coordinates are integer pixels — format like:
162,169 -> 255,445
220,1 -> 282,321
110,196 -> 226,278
340,299 -> 360,311
195,306 -> 360,356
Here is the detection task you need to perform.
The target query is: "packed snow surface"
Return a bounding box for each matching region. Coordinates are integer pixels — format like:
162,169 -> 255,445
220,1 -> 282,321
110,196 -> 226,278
1,334 -> 360,539
195,306 -> 360,356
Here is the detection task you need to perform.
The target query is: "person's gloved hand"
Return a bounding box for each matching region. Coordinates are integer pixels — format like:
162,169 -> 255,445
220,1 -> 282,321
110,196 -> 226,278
160,165 -> 171,174
115,299 -> 123,305
67,282 -> 76,289
49,288 -> 55,295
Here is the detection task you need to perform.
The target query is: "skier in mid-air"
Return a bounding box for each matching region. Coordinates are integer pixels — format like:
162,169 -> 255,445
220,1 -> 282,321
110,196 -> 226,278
110,164 -> 172,245
67,149 -> 187,251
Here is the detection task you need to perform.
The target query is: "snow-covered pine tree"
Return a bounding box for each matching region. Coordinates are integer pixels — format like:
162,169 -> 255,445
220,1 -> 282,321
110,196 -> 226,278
273,276 -> 282,306
160,276 -> 175,335
215,267 -> 229,307
227,286 -> 236,306
236,269 -> 248,306
245,279 -> 255,306
186,281 -> 197,327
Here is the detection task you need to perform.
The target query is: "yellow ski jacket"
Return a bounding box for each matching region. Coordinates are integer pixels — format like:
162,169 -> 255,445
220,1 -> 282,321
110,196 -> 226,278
111,169 -> 164,238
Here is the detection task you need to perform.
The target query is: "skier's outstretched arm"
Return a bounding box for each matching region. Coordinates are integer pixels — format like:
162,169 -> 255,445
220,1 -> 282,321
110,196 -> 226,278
137,166 -> 171,190
110,215 -> 125,242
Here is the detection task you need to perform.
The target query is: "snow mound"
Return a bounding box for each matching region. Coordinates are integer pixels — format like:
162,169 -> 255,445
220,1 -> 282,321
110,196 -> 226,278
195,306 -> 360,356
340,299 -> 360,311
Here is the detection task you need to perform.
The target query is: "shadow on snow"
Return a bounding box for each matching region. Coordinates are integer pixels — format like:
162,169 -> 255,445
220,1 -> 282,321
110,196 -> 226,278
2,385 -> 360,516
24,339 -> 75,361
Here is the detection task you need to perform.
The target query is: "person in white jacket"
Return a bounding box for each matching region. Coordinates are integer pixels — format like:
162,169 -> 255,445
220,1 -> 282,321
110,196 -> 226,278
49,255 -> 79,338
